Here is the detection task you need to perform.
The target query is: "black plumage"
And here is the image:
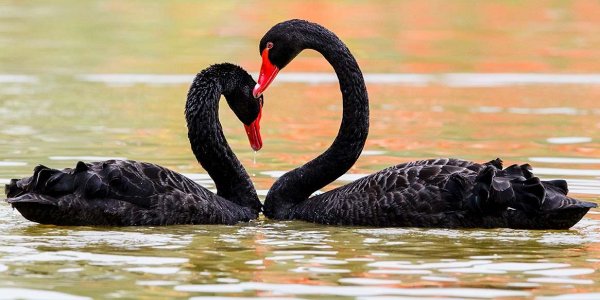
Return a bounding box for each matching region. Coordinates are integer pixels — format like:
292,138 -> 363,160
258,19 -> 596,229
5,63 -> 263,226
286,158 -> 595,229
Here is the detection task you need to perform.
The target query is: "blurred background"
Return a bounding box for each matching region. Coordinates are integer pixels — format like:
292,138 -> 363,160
1,0 -> 599,189
2,0 -> 600,74
1,1 -> 600,299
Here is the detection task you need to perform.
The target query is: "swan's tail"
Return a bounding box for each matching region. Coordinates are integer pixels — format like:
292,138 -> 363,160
5,163 -> 83,224
5,163 -> 80,199
470,160 -> 597,229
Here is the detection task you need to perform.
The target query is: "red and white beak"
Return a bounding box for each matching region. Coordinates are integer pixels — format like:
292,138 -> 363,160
252,47 -> 279,98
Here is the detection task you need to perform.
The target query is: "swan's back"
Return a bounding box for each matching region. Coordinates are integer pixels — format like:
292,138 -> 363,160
289,158 -> 596,229
5,160 -> 256,226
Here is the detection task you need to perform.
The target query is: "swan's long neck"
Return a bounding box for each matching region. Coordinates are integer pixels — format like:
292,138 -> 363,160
185,74 -> 261,213
264,26 -> 369,219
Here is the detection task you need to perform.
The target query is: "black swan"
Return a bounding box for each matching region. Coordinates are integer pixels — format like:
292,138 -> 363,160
254,19 -> 596,229
4,63 -> 264,226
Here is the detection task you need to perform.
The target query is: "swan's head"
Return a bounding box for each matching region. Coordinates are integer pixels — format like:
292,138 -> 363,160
253,19 -> 313,98
217,64 -> 264,151
231,91 -> 263,152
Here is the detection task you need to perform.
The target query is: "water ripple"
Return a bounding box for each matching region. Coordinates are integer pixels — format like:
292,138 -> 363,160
529,157 -> 600,164
0,75 -> 38,84
0,230 -> 193,250
533,167 -> 600,177
0,161 -> 27,167
0,288 -> 89,300
1,250 -> 188,265
125,267 -> 181,275
546,137 -> 592,144
538,293 -> 600,300
338,278 -> 401,285
75,73 -> 600,87
175,282 -> 531,298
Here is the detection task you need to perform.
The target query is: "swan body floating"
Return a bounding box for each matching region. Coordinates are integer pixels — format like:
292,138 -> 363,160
5,63 -> 263,226
254,19 -> 596,229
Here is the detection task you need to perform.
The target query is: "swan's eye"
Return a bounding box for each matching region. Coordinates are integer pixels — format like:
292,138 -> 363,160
266,42 -> 273,49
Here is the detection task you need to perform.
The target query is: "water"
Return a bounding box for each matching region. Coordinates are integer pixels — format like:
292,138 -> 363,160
1,1 -> 600,299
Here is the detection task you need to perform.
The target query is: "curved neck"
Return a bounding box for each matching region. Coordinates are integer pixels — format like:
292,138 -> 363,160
185,74 -> 261,213
265,26 -> 369,218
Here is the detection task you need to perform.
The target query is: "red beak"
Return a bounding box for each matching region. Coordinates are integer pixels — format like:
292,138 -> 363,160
253,47 -> 279,98
244,105 -> 262,151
